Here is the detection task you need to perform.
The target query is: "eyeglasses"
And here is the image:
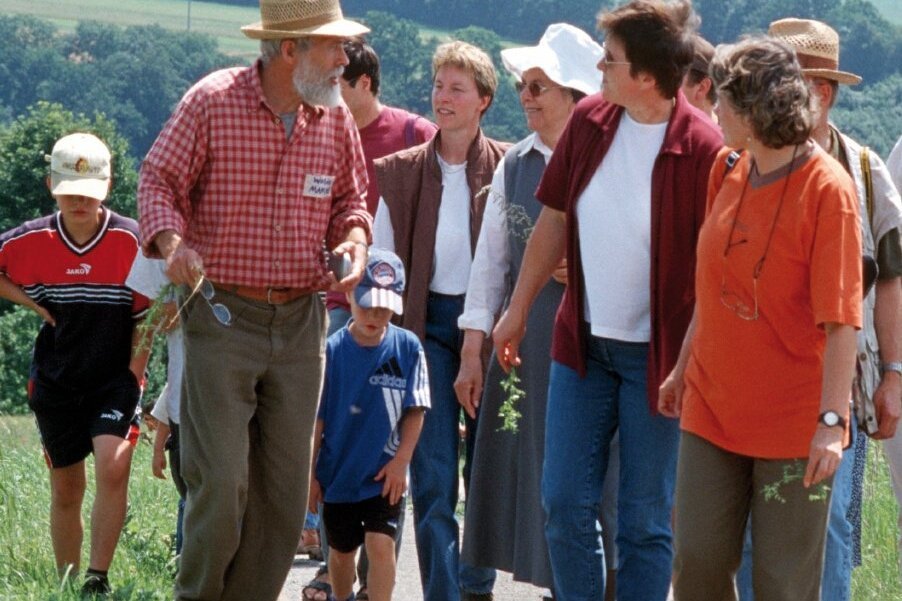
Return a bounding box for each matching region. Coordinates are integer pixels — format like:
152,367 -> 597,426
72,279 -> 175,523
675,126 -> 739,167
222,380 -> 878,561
719,145 -> 800,321
600,44 -> 631,67
515,80 -> 561,97
201,279 -> 233,326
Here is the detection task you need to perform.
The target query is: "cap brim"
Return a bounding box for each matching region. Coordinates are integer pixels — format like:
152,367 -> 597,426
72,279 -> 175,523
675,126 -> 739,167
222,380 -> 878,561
50,173 -> 110,201
802,68 -> 861,85
241,19 -> 370,40
355,286 -> 403,315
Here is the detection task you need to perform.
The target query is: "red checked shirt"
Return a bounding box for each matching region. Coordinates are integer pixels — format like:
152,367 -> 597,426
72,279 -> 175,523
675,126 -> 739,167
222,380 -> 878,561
138,61 -> 371,289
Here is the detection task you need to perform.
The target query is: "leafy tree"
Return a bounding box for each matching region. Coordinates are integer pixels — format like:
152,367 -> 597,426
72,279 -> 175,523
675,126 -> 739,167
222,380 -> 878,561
832,73 -> 902,157
0,306 -> 40,414
0,101 -> 138,233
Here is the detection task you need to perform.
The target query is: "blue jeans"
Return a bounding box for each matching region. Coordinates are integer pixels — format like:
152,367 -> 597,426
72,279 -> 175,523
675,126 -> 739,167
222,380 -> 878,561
737,418 -> 857,601
542,336 -> 679,601
410,293 -> 496,600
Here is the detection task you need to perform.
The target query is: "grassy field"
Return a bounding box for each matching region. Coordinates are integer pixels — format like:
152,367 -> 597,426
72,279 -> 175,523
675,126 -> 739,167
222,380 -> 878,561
0,415 -> 898,599
0,0 -> 479,60
0,416 -> 178,600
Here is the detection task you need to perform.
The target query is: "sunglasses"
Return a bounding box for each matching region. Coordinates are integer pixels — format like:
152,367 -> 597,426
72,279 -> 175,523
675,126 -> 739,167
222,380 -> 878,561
599,44 -> 632,67
515,80 -> 561,97
201,279 -> 233,326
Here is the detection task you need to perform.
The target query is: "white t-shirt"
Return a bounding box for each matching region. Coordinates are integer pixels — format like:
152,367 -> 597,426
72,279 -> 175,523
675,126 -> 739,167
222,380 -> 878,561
458,133 -> 553,334
576,112 -> 667,342
372,154 -> 473,295
125,254 -> 184,424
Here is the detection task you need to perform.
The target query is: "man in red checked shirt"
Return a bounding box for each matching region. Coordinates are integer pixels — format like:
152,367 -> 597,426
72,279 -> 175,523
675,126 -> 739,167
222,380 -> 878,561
136,1 -> 372,599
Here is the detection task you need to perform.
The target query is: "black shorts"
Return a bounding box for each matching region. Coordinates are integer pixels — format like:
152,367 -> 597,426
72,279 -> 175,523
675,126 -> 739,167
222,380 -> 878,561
28,372 -> 141,468
322,494 -> 403,553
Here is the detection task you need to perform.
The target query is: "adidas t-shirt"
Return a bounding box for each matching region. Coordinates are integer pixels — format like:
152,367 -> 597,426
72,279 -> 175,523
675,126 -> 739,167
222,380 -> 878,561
315,323 -> 431,503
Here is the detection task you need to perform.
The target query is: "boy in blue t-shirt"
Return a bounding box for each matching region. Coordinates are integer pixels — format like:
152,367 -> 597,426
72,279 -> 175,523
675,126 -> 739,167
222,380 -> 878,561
309,248 -> 430,601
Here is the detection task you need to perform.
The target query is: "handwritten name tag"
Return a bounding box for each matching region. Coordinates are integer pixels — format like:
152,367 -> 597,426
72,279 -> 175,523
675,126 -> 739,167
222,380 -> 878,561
304,174 -> 335,198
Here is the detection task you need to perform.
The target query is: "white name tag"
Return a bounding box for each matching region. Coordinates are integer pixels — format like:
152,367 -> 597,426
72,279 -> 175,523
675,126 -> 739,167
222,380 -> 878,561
303,174 -> 335,198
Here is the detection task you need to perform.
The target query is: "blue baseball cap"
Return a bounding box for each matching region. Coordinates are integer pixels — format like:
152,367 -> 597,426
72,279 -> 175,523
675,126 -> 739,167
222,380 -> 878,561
354,248 -> 405,315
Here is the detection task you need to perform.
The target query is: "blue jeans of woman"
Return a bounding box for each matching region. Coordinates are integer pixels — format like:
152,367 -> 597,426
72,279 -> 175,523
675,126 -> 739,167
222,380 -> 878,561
542,336 -> 679,601
410,293 -> 496,600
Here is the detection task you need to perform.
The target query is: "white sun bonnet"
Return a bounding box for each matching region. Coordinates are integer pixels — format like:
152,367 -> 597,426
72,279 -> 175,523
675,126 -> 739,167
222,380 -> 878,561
500,23 -> 604,96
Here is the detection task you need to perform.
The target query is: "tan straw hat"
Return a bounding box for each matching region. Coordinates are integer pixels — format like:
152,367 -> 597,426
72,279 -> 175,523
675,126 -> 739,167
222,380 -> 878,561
768,18 -> 861,85
241,0 -> 369,40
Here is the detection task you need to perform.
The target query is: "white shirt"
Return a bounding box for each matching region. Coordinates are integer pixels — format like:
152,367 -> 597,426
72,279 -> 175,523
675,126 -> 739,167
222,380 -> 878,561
125,254 -> 184,424
458,133 -> 553,334
372,155 -> 473,295
576,113 -> 667,342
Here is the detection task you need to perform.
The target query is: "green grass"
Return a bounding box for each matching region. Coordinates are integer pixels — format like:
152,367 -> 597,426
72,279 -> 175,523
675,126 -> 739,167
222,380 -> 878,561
0,0 -> 508,59
851,444 -> 902,600
871,0 -> 902,26
0,416 -> 179,600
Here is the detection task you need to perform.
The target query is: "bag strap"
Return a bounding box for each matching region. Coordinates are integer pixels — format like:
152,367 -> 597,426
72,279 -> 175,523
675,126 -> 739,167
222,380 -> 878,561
720,150 -> 742,185
860,146 -> 874,227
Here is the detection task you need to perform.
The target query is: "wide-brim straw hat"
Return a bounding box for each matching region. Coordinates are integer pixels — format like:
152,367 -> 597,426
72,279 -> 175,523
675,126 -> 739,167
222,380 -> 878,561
500,23 -> 604,96
768,18 -> 861,85
242,0 -> 369,40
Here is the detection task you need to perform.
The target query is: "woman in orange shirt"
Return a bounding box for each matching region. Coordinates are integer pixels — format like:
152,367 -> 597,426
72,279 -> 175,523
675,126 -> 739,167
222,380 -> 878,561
658,37 -> 862,601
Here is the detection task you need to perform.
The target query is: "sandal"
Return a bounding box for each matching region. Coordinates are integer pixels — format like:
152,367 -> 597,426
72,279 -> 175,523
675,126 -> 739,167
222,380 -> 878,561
302,572 -> 332,601
355,588 -> 368,600
298,528 -> 322,555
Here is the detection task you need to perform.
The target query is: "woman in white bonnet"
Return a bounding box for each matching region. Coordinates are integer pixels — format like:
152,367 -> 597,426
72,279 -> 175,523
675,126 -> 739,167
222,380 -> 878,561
453,23 -> 612,600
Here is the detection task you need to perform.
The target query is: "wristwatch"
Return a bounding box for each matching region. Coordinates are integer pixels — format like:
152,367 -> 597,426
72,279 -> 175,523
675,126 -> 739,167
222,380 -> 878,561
818,410 -> 846,429
881,362 -> 902,376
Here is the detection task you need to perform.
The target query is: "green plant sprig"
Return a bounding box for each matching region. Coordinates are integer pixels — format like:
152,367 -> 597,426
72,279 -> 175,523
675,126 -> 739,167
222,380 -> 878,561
135,278 -> 202,354
761,459 -> 831,504
498,365 -> 525,433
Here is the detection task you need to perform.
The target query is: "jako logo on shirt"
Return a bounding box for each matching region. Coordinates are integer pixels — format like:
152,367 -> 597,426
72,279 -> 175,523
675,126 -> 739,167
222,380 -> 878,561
66,263 -> 92,275
100,409 -> 124,421
369,358 -> 407,389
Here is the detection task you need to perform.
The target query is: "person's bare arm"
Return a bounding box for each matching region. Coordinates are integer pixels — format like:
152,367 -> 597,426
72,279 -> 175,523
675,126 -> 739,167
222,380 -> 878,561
804,323 -> 858,487
872,276 -> 902,439
492,207 -> 566,373
376,408 -> 426,505
0,274 -> 55,325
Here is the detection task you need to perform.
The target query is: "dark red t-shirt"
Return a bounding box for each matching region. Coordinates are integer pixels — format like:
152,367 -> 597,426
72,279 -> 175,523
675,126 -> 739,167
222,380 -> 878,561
327,106 -> 437,311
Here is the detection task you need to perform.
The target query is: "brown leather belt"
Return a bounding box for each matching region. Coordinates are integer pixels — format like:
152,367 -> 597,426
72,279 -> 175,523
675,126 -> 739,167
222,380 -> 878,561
214,283 -> 314,305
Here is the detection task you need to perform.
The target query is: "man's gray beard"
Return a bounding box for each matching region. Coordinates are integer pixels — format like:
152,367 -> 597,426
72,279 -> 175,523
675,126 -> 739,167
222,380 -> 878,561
294,60 -> 342,108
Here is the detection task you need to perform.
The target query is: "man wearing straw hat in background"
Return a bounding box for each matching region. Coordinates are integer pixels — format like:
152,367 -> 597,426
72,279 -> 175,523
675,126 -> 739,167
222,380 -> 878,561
137,1 -> 372,599
737,18 -> 902,601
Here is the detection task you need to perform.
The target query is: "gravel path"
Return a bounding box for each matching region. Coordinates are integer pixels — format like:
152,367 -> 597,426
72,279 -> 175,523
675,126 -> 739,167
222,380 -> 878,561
279,505 -> 551,601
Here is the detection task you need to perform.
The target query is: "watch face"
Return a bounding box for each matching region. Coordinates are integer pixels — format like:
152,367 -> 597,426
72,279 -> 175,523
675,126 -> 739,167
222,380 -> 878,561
822,411 -> 839,427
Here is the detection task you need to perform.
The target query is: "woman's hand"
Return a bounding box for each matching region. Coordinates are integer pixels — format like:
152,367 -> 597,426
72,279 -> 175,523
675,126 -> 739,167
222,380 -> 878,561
804,425 -> 844,487
658,368 -> 685,418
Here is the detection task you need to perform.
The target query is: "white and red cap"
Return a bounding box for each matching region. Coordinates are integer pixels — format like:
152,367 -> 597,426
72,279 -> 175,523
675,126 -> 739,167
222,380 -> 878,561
48,133 -> 112,201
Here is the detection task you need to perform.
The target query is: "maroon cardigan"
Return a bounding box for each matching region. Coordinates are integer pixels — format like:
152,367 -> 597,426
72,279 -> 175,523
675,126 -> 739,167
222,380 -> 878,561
535,91 -> 722,412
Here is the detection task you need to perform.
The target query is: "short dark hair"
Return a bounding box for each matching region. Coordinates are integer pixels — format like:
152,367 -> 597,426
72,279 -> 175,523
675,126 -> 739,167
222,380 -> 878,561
342,38 -> 381,96
686,35 -> 716,104
597,0 -> 699,99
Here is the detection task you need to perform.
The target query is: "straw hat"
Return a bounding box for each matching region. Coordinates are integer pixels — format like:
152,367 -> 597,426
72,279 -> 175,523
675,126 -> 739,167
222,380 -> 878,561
500,23 -> 603,96
241,0 -> 369,40
768,18 -> 861,85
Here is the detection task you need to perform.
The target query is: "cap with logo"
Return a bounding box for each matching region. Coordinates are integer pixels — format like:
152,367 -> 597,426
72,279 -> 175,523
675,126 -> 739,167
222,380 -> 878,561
354,248 -> 405,315
47,133 -> 112,201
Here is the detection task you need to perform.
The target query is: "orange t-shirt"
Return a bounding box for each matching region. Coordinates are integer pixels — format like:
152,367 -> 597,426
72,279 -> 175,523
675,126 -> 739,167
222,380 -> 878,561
681,144 -> 862,459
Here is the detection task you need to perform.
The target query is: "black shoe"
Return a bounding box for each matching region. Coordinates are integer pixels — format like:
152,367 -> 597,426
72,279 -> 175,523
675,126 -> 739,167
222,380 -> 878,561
81,574 -> 111,597
462,593 -> 493,601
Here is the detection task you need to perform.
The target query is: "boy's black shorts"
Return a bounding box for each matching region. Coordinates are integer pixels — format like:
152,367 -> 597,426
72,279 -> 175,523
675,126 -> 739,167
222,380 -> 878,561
28,372 -> 141,468
322,494 -> 403,553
